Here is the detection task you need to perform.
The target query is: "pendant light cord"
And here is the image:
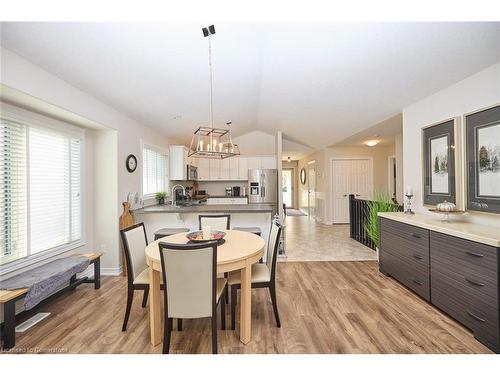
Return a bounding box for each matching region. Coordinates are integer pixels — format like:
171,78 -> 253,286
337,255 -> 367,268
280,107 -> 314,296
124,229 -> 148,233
208,35 -> 214,139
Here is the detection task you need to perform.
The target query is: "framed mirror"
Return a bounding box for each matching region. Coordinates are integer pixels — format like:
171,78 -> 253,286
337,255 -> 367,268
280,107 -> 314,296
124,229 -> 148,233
300,168 -> 306,185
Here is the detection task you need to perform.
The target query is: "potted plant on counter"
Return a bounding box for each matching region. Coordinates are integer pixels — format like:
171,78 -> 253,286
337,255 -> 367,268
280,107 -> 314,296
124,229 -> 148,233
155,192 -> 166,205
364,193 -> 402,261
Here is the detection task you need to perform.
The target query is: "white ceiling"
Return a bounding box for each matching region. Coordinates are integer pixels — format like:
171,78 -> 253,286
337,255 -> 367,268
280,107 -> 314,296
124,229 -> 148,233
334,114 -> 402,147
1,22 -> 500,149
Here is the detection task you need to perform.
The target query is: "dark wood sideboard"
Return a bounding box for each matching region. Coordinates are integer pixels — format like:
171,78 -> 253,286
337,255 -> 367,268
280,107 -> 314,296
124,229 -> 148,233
379,216 -> 500,353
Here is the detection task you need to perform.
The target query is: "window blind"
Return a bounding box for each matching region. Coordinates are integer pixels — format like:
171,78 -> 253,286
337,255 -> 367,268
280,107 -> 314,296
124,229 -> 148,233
0,118 -> 83,265
142,145 -> 167,196
0,119 -> 28,264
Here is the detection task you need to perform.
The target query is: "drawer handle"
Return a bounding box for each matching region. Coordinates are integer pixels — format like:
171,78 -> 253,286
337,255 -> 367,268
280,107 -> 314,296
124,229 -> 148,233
413,254 -> 423,260
465,277 -> 485,287
412,278 -> 422,286
466,311 -> 486,323
412,233 -> 422,239
465,251 -> 484,258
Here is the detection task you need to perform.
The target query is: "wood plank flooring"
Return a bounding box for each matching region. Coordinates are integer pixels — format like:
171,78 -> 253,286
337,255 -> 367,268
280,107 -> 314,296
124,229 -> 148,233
4,261 -> 492,354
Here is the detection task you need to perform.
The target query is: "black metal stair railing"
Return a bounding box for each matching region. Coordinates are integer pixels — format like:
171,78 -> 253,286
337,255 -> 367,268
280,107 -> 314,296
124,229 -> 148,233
348,194 -> 402,250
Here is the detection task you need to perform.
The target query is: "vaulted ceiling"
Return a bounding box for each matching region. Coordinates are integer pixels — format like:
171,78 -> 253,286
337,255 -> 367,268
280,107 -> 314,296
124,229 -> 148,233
2,22 -> 500,149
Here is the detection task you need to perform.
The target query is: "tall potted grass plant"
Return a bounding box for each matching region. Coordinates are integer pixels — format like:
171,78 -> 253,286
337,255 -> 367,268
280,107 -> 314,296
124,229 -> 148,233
364,193 -> 401,261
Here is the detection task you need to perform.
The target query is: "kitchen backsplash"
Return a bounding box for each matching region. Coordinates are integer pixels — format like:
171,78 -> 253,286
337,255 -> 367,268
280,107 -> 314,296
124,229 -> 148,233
174,181 -> 247,196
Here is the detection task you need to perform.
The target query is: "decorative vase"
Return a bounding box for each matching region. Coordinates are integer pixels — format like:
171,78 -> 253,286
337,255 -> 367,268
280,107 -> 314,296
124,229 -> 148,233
158,198 -> 165,205
436,200 -> 456,212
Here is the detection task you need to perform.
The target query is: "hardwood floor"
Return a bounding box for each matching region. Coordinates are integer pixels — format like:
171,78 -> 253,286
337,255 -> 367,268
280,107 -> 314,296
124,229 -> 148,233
5,261 -> 492,354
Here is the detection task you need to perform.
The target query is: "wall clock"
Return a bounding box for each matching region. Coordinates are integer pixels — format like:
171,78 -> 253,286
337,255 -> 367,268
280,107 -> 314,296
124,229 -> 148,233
300,168 -> 306,185
126,154 -> 137,173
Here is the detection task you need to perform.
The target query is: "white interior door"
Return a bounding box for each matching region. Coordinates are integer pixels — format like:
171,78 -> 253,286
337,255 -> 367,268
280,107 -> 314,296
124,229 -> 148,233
351,159 -> 372,200
332,160 -> 352,223
331,159 -> 372,223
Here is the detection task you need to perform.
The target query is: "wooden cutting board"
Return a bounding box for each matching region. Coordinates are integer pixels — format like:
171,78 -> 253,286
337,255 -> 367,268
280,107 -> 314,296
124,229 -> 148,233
119,202 -> 135,276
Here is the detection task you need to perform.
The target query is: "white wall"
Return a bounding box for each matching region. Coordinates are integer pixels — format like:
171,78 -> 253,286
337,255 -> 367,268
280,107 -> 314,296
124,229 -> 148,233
233,130 -> 276,155
1,47 -> 171,273
403,61 -> 500,227
298,144 -> 396,224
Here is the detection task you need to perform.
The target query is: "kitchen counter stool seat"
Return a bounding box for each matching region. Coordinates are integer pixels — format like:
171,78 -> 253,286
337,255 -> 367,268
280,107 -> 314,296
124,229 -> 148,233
154,228 -> 190,241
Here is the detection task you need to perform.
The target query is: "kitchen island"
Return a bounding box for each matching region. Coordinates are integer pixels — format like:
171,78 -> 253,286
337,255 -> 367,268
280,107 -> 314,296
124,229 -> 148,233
132,203 -> 276,253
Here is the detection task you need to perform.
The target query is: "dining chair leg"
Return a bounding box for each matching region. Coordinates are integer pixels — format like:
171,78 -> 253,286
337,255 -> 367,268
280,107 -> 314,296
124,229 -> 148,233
211,315 -> 218,354
163,317 -> 172,354
178,319 -> 183,331
141,287 -> 149,308
121,287 -> 134,331
224,273 -> 229,304
220,294 -> 226,329
269,284 -> 281,328
230,286 -> 237,330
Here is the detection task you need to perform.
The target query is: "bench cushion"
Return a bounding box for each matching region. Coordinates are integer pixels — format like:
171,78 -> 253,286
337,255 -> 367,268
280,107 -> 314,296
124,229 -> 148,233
1,256 -> 90,310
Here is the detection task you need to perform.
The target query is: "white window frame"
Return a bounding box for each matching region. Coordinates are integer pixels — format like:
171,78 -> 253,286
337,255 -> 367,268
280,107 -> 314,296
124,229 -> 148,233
141,140 -> 169,201
0,104 -> 86,276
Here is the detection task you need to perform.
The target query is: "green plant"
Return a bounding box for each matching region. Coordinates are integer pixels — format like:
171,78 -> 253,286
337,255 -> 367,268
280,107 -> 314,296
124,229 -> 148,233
155,192 -> 166,202
364,193 -> 401,248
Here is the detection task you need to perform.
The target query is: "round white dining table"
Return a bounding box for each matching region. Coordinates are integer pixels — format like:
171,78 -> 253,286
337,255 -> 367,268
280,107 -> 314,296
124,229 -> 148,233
145,229 -> 265,346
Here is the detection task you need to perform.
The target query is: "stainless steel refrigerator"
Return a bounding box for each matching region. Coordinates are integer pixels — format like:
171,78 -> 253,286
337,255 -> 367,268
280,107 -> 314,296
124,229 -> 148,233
248,169 -> 278,204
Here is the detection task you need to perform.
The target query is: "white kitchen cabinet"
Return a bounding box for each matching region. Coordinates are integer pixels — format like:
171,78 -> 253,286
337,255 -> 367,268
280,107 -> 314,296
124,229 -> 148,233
229,157 -> 240,180
197,158 -> 210,180
220,158 -> 231,180
209,159 -> 221,180
206,197 -> 248,205
169,145 -> 188,180
238,157 -> 248,180
261,156 -> 277,169
247,157 -> 261,170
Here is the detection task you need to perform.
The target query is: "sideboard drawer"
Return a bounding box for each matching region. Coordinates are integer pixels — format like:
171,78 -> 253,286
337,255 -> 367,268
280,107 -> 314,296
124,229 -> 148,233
380,218 -> 429,248
380,250 -> 430,301
431,231 -> 498,280
432,260 -> 497,308
380,230 -> 429,272
432,278 -> 499,351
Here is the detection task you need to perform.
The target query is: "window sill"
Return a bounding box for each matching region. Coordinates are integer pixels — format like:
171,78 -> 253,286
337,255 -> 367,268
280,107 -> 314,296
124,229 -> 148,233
0,240 -> 87,278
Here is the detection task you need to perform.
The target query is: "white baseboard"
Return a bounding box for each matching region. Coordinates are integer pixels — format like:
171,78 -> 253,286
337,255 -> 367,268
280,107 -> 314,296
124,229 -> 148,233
101,267 -> 123,276
77,266 -> 122,278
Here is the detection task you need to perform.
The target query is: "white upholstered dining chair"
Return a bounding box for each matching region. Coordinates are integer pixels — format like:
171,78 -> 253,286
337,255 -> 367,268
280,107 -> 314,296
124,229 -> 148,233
229,220 -> 282,330
120,222 -> 157,331
158,241 -> 227,354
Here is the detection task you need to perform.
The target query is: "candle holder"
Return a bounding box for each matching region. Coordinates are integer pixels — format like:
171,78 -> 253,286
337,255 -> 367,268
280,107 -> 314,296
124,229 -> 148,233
405,194 -> 415,215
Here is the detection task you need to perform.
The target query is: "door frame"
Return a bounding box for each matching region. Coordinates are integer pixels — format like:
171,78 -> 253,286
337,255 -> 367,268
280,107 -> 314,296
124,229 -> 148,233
330,157 -> 374,224
387,155 -> 396,201
282,167 -> 295,208
307,160 -> 316,218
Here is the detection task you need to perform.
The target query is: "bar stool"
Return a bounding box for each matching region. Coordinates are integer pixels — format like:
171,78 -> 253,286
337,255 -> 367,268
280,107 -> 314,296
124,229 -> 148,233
154,228 -> 190,241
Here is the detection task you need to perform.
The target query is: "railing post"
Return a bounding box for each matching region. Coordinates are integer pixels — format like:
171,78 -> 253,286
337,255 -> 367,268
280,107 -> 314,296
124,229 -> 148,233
348,194 -> 355,239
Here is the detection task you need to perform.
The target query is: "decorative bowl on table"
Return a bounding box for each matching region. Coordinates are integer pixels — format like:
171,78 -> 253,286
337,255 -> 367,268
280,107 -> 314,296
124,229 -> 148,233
186,230 -> 226,243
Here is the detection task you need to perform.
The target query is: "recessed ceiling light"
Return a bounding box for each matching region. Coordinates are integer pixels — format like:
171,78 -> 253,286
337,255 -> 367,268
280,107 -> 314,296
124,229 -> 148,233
365,139 -> 380,147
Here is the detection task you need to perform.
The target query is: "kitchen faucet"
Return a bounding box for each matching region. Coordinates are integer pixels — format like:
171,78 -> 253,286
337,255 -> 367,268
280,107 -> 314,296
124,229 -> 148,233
171,184 -> 186,206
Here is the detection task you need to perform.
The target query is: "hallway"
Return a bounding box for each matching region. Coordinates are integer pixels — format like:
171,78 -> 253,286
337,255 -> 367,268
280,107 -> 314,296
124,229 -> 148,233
283,215 -> 377,262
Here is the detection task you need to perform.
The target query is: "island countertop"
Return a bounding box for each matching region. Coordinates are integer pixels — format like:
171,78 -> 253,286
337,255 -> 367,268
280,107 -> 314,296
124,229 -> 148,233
132,203 -> 276,214
378,212 -> 500,247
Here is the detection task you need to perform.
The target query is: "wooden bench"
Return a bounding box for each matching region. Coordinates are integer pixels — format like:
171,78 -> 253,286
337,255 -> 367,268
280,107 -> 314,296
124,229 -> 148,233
0,252 -> 103,350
